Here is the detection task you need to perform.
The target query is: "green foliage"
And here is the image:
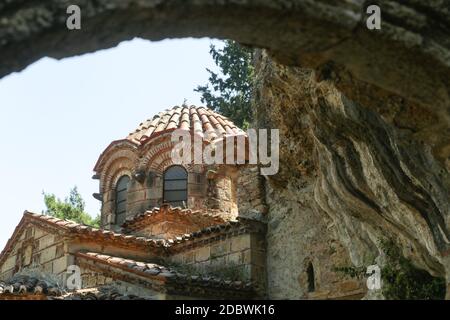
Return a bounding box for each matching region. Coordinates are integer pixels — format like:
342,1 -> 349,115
334,239 -> 446,300
195,40 -> 254,129
43,186 -> 100,227
378,239 -> 446,300
333,266 -> 367,279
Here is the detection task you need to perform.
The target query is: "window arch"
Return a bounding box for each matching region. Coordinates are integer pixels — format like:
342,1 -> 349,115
307,262 -> 315,292
115,175 -> 130,225
163,166 -> 188,207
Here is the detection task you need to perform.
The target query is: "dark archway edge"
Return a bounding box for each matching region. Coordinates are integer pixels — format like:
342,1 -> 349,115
0,0 -> 449,109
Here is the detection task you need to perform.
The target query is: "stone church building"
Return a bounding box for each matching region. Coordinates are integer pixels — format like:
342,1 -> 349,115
0,106 -> 364,300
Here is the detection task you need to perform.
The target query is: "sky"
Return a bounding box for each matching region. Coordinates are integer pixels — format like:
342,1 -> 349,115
0,37 -> 223,249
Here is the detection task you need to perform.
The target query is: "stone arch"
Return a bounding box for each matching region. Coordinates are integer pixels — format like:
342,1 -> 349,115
0,1 -> 447,109
139,136 -> 176,174
94,140 -> 138,172
100,164 -> 134,228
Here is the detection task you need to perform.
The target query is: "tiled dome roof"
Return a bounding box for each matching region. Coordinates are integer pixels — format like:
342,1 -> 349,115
127,105 -> 245,144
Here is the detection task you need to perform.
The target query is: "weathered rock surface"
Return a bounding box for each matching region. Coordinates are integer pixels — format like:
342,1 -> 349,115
0,1 -> 449,107
1,0 -> 449,298
253,50 -> 450,298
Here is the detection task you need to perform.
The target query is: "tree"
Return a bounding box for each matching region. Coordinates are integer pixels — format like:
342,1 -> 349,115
195,40 -> 254,129
43,186 -> 100,227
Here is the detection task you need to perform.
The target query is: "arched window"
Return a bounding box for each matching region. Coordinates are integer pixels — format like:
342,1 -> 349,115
115,175 -> 130,225
307,262 -> 315,292
163,166 -> 188,207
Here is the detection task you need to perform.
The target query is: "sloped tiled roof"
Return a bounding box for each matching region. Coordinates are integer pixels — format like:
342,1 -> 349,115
0,212 -> 264,268
165,218 -> 265,249
0,212 -> 167,267
0,275 -> 145,300
127,105 -> 246,144
121,204 -> 226,232
76,252 -> 254,295
0,274 -> 63,298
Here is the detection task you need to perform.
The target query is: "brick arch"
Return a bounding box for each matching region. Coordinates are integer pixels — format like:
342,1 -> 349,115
139,137 -> 175,172
148,148 -> 176,174
107,167 -> 133,192
94,139 -> 138,171
101,156 -> 136,193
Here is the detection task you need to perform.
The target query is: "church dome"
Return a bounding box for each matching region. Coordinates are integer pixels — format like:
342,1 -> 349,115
127,105 -> 246,144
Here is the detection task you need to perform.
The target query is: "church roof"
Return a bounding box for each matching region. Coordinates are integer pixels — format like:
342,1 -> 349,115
0,212 -> 166,267
127,105 -> 246,144
121,204 -> 226,234
93,105 -> 247,173
0,274 -> 63,299
75,252 -> 254,298
0,212 -> 263,268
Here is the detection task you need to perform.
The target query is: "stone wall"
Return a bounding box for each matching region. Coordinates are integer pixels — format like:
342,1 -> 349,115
67,241 -> 158,264
169,232 -> 266,296
133,221 -> 192,240
0,225 -> 69,283
76,263 -> 166,299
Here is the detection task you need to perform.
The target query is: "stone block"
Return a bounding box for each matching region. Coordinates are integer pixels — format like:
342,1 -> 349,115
22,244 -> 33,266
1,256 -> 16,273
184,252 -> 194,264
53,255 -> 67,274
40,246 -> 56,264
242,249 -> 252,264
169,254 -> 183,264
211,241 -> 230,257
227,252 -> 241,264
231,235 -> 251,252
34,227 -> 45,239
39,234 -> 55,250
0,269 -> 14,281
210,256 -> 226,267
195,246 -> 210,262
128,190 -> 146,203
43,261 -> 53,274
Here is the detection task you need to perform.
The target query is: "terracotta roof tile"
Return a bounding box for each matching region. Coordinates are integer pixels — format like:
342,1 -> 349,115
127,106 -> 245,144
75,252 -> 253,293
0,274 -> 63,298
121,204 -> 226,232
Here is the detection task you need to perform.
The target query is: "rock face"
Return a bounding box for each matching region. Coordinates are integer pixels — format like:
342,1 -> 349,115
253,50 -> 450,298
0,0 -> 449,298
